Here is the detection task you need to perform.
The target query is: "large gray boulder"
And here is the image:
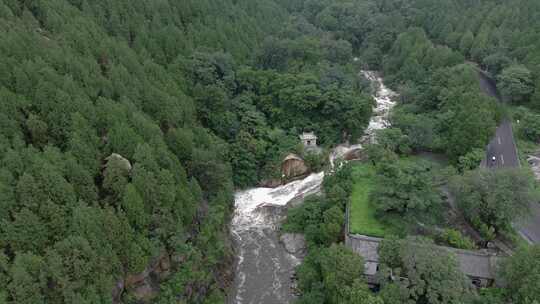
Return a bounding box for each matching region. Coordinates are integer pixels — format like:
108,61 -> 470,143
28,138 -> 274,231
280,233 -> 306,256
105,153 -> 132,172
528,155 -> 540,180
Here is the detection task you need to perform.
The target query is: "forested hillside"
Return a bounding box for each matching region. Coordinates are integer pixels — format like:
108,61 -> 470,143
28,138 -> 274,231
279,0 -> 540,162
0,0 -> 288,303
2,0 -> 540,303
0,0 -> 376,303
350,0 -> 540,161
278,1 -> 540,304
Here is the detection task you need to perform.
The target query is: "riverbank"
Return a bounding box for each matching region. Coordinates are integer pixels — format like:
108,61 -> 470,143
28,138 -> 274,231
227,71 -> 398,303
228,172 -> 324,304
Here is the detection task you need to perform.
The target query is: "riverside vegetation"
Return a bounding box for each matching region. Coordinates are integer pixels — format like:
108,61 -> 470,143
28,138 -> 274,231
1,0 -> 540,304
283,0 -> 540,304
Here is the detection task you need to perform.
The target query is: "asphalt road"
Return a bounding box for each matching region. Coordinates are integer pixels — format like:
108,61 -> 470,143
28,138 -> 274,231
477,69 -> 501,101
476,69 -> 520,169
476,68 -> 540,245
485,120 -> 520,169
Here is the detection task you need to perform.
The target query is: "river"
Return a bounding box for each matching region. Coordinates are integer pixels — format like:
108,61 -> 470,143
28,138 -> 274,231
228,71 -> 397,304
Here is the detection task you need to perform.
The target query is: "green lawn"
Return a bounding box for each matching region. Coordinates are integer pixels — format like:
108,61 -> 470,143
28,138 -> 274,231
348,163 -> 388,237
348,155 -> 446,238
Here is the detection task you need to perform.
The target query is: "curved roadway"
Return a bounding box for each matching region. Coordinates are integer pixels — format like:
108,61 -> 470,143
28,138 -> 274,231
477,68 -> 540,244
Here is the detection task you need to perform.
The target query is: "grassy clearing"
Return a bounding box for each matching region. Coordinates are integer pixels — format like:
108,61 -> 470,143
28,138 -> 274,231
348,155 -> 447,238
348,163 -> 388,237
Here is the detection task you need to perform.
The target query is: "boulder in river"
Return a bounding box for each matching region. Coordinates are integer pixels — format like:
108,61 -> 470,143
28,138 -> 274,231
280,233 -> 307,256
259,178 -> 282,188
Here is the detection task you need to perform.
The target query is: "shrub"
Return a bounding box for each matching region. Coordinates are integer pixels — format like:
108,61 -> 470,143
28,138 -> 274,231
437,229 -> 476,250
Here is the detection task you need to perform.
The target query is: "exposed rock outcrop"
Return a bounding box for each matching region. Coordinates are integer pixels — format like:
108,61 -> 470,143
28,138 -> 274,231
104,153 -> 132,172
132,282 -> 158,302
259,178 -> 282,188
112,279 -> 124,303
281,153 -> 309,180
115,251 -> 171,303
527,154 -> 540,180
280,233 -> 307,256
344,147 -> 366,161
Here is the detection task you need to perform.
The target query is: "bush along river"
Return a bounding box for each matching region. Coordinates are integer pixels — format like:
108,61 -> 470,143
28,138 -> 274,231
228,71 -> 397,304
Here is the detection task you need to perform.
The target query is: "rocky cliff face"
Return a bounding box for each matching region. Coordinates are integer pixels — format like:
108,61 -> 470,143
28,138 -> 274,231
113,252 -> 172,303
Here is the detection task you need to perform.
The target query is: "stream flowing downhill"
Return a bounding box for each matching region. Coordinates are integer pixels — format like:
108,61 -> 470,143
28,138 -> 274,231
228,71 -> 397,304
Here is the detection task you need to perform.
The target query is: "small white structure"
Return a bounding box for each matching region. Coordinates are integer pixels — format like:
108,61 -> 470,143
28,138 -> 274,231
299,132 -> 318,148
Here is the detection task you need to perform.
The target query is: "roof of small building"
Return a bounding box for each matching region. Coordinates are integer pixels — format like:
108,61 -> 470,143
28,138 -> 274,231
283,153 -> 303,162
347,234 -> 381,263
299,132 -> 317,140
451,249 -> 501,279
347,234 -> 502,280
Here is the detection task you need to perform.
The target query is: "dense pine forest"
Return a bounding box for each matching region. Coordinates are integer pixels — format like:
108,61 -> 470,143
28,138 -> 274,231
1,0 -> 540,304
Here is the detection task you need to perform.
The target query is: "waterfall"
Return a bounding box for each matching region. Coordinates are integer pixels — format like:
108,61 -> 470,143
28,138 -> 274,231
228,71 -> 397,304
228,172 -> 324,304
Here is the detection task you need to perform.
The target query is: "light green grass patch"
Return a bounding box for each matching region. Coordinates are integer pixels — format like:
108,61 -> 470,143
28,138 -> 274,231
348,163 -> 388,237
348,155 -> 446,238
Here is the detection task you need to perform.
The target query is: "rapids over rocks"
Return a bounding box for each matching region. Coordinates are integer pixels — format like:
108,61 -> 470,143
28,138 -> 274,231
228,71 -> 396,304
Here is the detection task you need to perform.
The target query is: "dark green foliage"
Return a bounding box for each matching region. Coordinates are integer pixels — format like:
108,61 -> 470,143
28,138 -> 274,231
376,128 -> 412,155
283,165 -> 353,247
450,168 -> 537,234
378,236 -> 402,269
178,22 -> 374,183
500,245 -> 540,304
318,245 -> 366,303
516,108 -> 540,142
0,0 -> 281,302
498,65 -> 534,103
378,237 -> 472,304
372,159 -> 442,215
2,0 -> 540,302
457,149 -> 484,172
436,229 -> 476,250
443,92 -> 498,161
296,244 -> 369,304
303,150 -> 328,173
379,283 -> 410,304
469,288 -> 506,304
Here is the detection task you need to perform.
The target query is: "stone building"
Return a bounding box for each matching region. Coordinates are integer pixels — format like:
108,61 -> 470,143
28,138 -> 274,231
300,132 -> 318,147
345,234 -> 502,288
299,132 -> 322,154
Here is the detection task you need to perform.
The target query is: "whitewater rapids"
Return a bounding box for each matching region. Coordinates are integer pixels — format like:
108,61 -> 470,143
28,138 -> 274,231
228,172 -> 324,304
228,71 -> 397,304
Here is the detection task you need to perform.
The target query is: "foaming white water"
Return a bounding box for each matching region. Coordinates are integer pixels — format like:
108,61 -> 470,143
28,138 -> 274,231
229,71 -> 397,304
232,172 -> 325,230
329,71 -> 397,169
361,71 -> 397,143
229,172 -> 324,304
